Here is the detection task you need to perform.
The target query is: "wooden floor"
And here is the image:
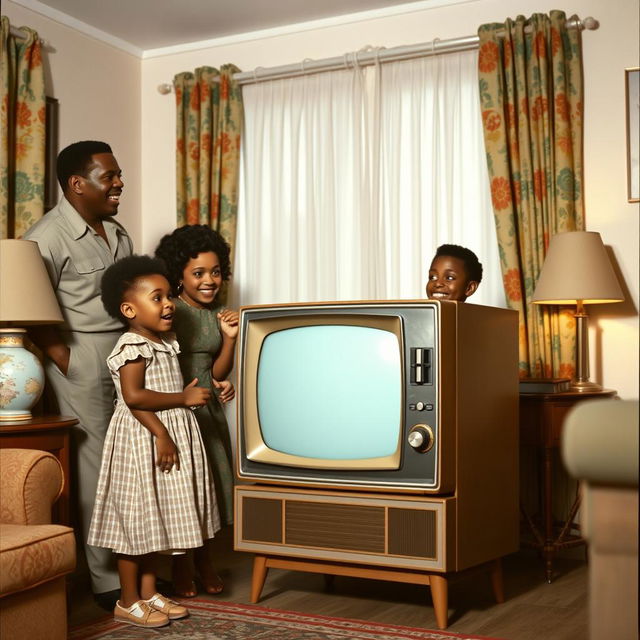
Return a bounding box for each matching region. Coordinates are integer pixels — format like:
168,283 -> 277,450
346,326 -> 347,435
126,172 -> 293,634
68,526 -> 589,639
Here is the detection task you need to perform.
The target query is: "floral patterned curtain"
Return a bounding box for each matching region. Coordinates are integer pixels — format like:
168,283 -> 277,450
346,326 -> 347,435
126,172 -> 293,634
174,65 -> 243,275
478,11 -> 585,378
1,16 -> 45,239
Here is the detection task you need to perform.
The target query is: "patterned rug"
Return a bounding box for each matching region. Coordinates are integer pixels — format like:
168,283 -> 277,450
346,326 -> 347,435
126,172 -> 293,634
68,599 -> 504,640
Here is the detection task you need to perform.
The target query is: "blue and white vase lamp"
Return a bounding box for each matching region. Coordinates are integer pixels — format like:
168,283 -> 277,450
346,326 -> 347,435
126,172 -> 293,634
0,329 -> 45,420
0,239 -> 64,422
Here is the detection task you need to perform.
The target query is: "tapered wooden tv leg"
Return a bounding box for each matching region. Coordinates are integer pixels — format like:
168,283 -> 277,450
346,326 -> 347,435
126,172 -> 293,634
491,558 -> 505,603
323,574 -> 335,591
429,573 -> 448,630
250,555 -> 269,603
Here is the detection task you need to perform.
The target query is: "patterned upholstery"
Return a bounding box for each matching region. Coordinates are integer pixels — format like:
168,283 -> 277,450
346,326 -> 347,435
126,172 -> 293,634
0,524 -> 75,596
0,450 -> 63,525
0,449 -> 76,640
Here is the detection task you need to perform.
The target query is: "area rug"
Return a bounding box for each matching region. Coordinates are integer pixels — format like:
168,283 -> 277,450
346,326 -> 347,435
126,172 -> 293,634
68,599 -> 504,640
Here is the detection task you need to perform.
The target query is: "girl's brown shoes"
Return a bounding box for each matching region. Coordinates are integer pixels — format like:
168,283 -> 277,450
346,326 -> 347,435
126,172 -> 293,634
114,600 -> 169,628
145,592 -> 189,619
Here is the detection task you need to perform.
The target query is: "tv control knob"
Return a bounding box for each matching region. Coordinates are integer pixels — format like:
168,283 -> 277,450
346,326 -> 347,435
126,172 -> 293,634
408,424 -> 434,453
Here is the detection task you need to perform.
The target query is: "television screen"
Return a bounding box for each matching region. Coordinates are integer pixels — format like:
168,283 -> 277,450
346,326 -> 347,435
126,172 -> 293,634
257,325 -> 402,460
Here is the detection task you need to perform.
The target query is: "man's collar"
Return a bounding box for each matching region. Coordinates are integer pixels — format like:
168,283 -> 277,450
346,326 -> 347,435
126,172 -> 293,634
58,196 -> 128,240
58,197 -> 91,240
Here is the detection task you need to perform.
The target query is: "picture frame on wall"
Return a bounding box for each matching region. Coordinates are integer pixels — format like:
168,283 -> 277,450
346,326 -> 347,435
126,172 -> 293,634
44,97 -> 59,212
626,68 -> 639,203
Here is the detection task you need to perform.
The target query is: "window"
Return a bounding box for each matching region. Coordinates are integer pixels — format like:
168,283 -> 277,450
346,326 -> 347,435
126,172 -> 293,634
234,49 -> 504,308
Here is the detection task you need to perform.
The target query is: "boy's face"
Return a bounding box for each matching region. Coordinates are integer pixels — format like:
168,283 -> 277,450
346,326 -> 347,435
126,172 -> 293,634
426,255 -> 478,302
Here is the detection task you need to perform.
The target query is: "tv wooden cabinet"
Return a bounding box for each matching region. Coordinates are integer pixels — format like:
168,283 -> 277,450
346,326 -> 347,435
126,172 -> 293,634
235,484 -> 508,629
234,302 -> 520,630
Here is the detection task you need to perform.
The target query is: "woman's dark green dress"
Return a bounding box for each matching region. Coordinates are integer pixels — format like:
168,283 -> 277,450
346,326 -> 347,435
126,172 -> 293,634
173,298 -> 234,526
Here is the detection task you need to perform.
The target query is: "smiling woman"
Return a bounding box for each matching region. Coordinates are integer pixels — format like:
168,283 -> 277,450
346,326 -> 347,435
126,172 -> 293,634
179,252 -> 224,309
154,224 -> 238,596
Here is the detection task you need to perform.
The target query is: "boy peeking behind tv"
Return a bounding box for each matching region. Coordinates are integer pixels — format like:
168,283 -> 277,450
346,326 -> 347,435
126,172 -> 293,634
426,244 -> 483,302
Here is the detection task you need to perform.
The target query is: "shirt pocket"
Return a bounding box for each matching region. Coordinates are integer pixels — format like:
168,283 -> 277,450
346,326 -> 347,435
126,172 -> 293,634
74,256 -> 105,274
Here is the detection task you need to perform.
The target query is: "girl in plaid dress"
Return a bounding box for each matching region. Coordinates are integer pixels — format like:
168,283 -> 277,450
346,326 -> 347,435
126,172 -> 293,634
88,256 -> 220,629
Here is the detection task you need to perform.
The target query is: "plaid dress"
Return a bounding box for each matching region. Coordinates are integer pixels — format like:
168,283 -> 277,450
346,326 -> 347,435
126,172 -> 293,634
88,332 -> 220,555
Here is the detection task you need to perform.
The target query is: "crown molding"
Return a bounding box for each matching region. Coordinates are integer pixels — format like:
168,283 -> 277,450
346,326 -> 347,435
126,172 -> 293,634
8,0 -> 479,60
8,0 -> 143,57
142,0 -> 479,59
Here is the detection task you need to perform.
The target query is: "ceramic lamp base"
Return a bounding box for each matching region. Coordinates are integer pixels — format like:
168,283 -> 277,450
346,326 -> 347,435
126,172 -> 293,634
0,328 -> 44,421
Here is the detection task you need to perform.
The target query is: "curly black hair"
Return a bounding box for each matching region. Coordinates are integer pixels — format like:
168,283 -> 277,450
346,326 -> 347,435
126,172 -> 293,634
101,255 -> 169,322
57,141 -> 113,191
154,224 -> 232,293
434,244 -> 483,283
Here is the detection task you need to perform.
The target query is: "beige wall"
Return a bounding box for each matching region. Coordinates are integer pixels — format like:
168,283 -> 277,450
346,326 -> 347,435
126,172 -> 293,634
3,0 -> 638,397
3,0 -> 142,246
141,0 -> 639,399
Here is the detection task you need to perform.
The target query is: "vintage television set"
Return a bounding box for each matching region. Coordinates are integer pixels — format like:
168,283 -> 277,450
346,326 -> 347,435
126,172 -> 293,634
234,300 -> 519,629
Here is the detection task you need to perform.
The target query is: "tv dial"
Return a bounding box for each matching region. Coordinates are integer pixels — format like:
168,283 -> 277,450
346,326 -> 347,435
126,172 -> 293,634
408,424 -> 434,453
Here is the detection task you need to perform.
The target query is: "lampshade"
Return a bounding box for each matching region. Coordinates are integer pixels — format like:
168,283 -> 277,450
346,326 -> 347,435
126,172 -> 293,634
0,239 -> 64,324
0,239 -> 63,421
531,230 -> 623,393
532,231 -> 624,304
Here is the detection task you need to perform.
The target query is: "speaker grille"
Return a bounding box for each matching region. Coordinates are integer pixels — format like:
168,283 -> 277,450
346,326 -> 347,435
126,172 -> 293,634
242,497 -> 282,543
286,501 -> 384,553
388,507 -> 436,558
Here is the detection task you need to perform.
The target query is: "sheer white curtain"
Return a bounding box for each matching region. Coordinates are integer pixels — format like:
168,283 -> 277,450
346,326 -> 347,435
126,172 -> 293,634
378,50 -> 504,306
234,67 -> 375,305
234,50 -> 505,308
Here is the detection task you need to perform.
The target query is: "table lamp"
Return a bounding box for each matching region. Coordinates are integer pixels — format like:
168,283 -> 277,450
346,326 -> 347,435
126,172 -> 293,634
532,231 -> 624,392
0,239 -> 64,421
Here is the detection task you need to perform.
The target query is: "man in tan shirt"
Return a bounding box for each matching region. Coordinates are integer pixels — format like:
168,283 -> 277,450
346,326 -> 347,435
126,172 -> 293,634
25,141 -> 132,608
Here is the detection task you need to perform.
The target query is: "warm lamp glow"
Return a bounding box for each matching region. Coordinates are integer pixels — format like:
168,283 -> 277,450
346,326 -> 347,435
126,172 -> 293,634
0,239 -> 63,420
532,231 -> 624,392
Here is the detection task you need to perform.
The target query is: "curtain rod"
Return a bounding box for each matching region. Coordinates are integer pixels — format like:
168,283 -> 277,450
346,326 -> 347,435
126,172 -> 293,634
9,25 -> 28,39
9,24 -> 47,46
157,15 -> 598,94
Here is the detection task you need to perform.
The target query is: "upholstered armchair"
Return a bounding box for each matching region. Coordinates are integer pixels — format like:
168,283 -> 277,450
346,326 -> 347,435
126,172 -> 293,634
0,448 -> 76,640
562,399 -> 639,640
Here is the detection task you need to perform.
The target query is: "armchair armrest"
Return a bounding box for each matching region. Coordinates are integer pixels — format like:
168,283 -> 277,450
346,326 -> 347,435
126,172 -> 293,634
562,399 -> 639,487
561,398 -> 638,640
0,449 -> 63,525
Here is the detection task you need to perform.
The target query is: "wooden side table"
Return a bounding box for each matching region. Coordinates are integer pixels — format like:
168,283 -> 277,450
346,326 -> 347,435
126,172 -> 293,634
0,414 -> 77,526
519,389 -> 616,582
